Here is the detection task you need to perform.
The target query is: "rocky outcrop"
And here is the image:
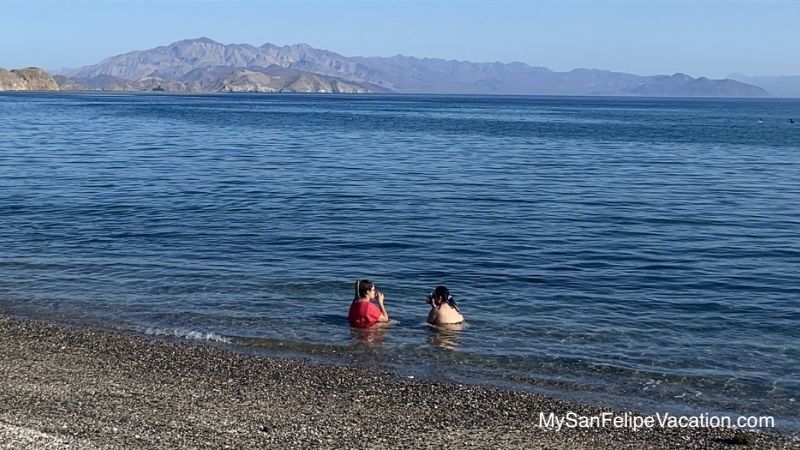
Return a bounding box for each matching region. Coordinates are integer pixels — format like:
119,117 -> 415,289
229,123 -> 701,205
130,77 -> 192,92
0,67 -> 60,91
211,67 -> 374,93
280,73 -> 370,93
0,69 -> 26,90
53,75 -> 87,91
65,74 -> 192,92
213,69 -> 281,93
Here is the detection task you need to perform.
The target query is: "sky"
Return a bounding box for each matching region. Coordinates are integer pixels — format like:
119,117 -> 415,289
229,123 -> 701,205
1,0 -> 798,78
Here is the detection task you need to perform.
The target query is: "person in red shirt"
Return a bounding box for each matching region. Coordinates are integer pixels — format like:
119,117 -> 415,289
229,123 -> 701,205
348,279 -> 389,328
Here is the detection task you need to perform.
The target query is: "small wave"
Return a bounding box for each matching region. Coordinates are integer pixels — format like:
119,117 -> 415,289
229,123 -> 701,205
144,327 -> 232,343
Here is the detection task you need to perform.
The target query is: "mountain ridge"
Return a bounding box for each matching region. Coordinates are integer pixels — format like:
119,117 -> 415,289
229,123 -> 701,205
0,38 -> 768,96
63,37 -> 767,97
729,73 -> 800,98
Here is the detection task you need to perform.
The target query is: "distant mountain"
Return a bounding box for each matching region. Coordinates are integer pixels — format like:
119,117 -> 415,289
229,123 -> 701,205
0,67 -> 59,91
625,73 -> 768,97
66,38 -> 385,93
52,75 -> 87,91
60,38 -> 769,97
193,65 -> 383,93
729,73 -> 800,98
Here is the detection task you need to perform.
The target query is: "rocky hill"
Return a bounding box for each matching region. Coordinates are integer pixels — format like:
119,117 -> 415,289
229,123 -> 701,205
0,67 -> 60,91
65,38 -> 384,93
189,65 -> 378,93
52,75 -> 87,91
64,37 -> 770,97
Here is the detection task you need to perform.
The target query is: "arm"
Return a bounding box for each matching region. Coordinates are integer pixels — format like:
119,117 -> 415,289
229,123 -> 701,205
376,291 -> 389,322
427,306 -> 437,324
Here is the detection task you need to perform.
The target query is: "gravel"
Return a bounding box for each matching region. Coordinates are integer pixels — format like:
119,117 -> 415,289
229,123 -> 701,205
0,315 -> 796,449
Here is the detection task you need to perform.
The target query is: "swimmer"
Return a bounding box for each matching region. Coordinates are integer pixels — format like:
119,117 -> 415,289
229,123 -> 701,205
426,286 -> 464,325
348,279 -> 389,328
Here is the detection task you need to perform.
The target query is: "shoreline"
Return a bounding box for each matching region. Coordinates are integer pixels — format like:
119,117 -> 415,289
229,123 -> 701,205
0,314 -> 797,449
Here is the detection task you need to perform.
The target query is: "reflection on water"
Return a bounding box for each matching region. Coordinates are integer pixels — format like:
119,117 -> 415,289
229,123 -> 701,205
2,93 -> 799,430
350,324 -> 388,348
427,322 -> 466,350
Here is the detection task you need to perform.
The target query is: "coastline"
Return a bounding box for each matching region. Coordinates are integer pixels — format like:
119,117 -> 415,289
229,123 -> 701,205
0,315 -> 796,449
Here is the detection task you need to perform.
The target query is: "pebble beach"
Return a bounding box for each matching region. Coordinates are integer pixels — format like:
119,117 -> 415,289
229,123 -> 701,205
0,315 -> 796,449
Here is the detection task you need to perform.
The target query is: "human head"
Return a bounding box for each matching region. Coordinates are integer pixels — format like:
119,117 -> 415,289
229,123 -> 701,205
429,286 -> 459,312
354,279 -> 375,300
432,286 -> 450,302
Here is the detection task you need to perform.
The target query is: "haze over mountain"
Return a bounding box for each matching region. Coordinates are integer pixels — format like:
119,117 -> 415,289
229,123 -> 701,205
729,73 -> 800,98
59,37 -> 769,97
0,38 -> 756,96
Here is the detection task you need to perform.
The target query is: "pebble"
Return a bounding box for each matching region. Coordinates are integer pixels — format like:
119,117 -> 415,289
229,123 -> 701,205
0,315 -> 797,449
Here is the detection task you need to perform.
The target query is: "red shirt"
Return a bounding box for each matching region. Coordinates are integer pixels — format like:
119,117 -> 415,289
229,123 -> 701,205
348,300 -> 383,328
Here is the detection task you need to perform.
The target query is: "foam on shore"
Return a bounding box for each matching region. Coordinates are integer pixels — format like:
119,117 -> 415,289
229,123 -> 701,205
143,326 -> 232,343
0,314 -> 796,449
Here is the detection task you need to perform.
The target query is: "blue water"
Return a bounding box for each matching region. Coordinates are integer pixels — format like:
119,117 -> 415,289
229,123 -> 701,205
1,93 -> 799,429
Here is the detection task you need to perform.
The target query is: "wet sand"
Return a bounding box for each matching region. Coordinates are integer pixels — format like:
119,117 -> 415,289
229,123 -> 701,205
0,315 -> 796,449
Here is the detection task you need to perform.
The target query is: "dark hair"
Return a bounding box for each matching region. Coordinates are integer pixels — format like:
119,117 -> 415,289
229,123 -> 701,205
354,279 -> 374,301
429,285 -> 460,313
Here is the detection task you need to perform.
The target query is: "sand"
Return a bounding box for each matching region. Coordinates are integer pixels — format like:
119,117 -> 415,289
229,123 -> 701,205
0,315 -> 796,449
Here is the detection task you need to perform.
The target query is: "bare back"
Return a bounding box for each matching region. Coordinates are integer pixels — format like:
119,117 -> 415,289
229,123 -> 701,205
427,303 -> 464,325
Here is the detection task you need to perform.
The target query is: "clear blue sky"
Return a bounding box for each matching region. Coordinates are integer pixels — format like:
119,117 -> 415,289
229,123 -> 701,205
1,0 -> 798,78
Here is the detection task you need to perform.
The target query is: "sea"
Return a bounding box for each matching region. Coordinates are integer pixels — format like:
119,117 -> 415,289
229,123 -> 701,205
1,92 -> 798,431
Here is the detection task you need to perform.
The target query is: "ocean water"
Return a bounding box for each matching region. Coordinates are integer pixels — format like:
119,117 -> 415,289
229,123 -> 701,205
1,93 -> 798,429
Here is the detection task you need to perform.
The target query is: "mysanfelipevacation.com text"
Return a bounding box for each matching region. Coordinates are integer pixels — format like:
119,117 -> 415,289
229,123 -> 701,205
539,412 -> 775,432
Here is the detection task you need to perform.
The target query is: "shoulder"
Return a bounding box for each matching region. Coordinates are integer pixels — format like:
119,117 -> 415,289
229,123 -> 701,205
439,304 -> 459,313
433,304 -> 464,324
349,300 -> 370,314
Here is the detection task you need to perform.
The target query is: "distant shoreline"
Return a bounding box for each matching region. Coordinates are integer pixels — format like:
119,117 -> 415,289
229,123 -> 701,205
5,90 -> 800,99
0,314 -> 796,449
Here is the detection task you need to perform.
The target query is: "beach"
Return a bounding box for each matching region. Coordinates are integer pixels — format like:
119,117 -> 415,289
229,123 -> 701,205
0,315 -> 795,449
3,94 -> 799,433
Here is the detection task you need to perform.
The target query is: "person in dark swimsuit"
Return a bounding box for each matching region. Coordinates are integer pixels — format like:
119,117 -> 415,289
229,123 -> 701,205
426,286 -> 464,325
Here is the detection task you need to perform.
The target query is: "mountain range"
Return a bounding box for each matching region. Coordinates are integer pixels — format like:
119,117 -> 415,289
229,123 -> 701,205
0,38 -> 784,96
729,73 -> 800,98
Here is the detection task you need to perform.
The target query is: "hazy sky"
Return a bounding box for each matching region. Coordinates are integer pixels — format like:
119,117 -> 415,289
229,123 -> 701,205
1,0 -> 798,78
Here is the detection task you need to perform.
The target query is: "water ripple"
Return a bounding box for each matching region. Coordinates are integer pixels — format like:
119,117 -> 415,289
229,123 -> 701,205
1,93 -> 799,428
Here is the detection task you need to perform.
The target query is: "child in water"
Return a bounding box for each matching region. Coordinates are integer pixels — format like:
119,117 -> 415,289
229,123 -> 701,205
426,286 -> 464,325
